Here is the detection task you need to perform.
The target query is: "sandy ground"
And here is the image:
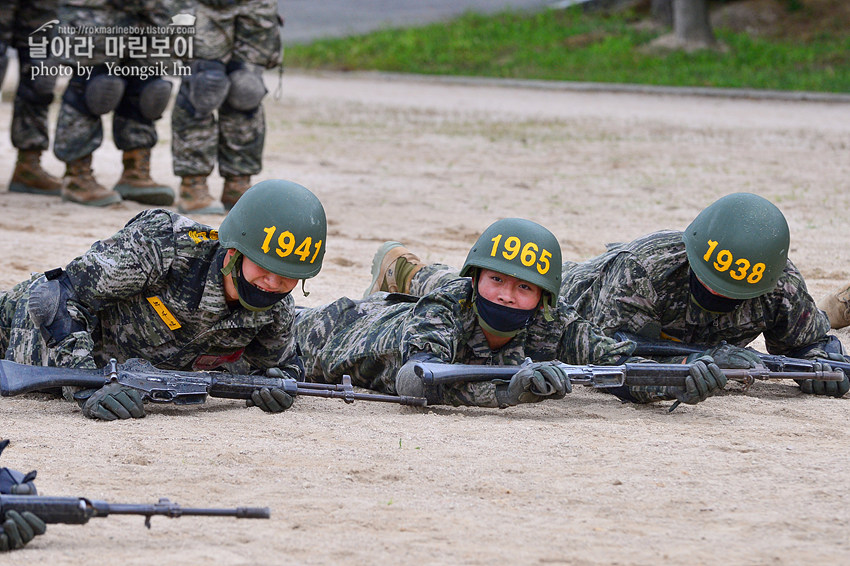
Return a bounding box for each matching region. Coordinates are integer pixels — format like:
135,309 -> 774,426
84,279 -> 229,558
0,71 -> 849,565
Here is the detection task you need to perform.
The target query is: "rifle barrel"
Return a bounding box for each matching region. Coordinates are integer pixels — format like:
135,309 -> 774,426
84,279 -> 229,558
104,502 -> 270,519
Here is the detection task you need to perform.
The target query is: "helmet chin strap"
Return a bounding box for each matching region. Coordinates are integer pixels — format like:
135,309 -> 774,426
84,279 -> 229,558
221,250 -> 289,312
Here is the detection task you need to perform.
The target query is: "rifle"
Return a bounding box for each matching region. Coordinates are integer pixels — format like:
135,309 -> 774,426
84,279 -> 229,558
413,359 -> 844,389
612,331 -> 850,378
0,357 -> 426,407
0,494 -> 268,529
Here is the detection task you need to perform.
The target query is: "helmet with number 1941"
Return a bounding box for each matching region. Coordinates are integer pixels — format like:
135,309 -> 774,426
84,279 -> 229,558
218,179 -> 327,279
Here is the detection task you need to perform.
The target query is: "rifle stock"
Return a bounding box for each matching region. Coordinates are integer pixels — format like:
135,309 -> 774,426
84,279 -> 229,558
0,358 -> 426,407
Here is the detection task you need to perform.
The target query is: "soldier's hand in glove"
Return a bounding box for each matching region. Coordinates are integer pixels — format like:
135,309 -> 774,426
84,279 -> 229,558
246,368 -> 294,413
76,382 -> 145,421
669,356 -> 727,406
796,361 -> 849,397
0,510 -> 46,552
495,361 -> 571,408
693,343 -> 762,369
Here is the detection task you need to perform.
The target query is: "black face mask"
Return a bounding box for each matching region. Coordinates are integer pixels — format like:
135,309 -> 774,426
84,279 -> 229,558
688,269 -> 745,314
473,293 -> 537,338
222,251 -> 290,312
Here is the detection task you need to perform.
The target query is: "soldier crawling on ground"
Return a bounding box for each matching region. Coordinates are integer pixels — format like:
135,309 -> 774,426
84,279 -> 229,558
294,218 -> 727,409
0,180 -> 326,420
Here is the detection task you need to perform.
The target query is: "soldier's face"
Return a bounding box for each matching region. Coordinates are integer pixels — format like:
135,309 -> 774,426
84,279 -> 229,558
239,255 -> 299,294
222,250 -> 299,302
476,269 -> 542,311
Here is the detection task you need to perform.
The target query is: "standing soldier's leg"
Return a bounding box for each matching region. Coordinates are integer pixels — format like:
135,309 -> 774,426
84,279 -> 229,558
8,0 -> 62,196
172,1 -> 236,215
54,72 -> 122,206
219,0 -> 281,210
112,73 -> 174,205
111,3 -> 174,206
53,1 -> 122,206
218,92 -> 264,210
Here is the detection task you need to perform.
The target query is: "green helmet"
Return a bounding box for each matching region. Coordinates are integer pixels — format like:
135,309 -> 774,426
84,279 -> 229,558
460,218 -> 562,307
683,192 -> 789,300
218,179 -> 327,279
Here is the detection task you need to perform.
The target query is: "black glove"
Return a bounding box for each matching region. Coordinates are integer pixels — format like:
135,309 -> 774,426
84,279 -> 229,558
693,343 -> 761,369
495,361 -> 571,407
0,510 -> 46,552
796,359 -> 850,397
246,368 -> 294,413
670,356 -> 727,405
76,382 -> 146,421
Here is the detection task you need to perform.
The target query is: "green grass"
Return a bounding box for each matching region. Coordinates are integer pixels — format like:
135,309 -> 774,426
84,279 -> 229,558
284,8 -> 850,93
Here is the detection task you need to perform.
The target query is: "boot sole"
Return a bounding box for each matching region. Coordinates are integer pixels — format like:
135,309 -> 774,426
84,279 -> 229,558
61,192 -> 122,207
114,184 -> 176,206
363,241 -> 404,298
9,182 -> 61,197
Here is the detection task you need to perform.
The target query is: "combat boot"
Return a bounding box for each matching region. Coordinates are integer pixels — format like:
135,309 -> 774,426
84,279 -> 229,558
364,242 -> 425,297
821,283 -> 850,329
61,155 -> 122,207
177,175 -> 225,215
221,175 -> 251,211
113,148 -> 175,205
9,149 -> 62,196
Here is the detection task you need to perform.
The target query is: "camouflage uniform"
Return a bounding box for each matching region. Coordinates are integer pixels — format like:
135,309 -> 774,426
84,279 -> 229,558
0,0 -> 58,152
294,280 -> 633,408
557,230 -> 831,354
52,0 -> 171,163
407,231 -> 830,355
0,209 -> 301,375
171,0 -> 281,179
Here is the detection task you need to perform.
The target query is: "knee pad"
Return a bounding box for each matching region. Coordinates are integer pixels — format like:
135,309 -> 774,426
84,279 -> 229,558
27,270 -> 85,346
138,77 -> 173,121
226,61 -> 267,112
85,70 -> 127,115
188,60 -> 230,117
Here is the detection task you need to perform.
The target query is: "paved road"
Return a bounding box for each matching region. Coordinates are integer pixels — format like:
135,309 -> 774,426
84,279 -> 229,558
278,0 -> 562,44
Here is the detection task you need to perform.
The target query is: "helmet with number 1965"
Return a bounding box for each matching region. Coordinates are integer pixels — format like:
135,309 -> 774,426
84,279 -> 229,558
460,218 -> 562,307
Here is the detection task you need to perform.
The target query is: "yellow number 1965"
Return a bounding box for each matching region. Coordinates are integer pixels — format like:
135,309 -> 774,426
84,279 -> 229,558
490,234 -> 552,275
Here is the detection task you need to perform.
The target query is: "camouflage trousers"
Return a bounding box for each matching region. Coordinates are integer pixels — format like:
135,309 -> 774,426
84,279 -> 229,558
171,0 -> 280,177
53,1 -> 170,162
1,0 -> 59,151
294,293 -> 504,408
408,263 -> 464,296
0,274 -> 96,369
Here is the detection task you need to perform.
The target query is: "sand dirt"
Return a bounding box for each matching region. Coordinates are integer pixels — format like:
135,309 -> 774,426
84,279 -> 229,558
0,70 -> 848,565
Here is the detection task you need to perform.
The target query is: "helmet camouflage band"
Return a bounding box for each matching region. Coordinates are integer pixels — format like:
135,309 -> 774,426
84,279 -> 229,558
460,218 -> 562,307
218,179 -> 327,279
682,192 -> 789,300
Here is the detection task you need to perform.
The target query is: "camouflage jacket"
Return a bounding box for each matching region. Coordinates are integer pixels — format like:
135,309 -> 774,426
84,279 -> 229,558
0,209 -> 299,374
559,230 -> 830,355
294,279 -> 632,407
